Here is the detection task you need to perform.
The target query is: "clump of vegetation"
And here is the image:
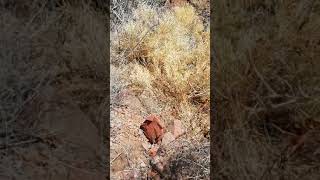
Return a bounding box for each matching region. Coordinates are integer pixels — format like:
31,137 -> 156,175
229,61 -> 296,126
112,3 -> 210,135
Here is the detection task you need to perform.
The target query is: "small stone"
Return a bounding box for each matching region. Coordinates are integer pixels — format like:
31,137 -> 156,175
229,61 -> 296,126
162,132 -> 175,145
149,146 -> 159,157
173,119 -> 186,138
142,142 -> 151,151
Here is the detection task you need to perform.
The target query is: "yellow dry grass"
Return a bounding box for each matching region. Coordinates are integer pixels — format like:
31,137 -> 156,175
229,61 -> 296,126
114,3 -> 209,115
112,3 -> 210,136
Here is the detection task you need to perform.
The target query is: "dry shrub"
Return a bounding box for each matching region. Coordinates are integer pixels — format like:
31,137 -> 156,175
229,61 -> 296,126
113,3 -> 209,135
163,140 -> 210,179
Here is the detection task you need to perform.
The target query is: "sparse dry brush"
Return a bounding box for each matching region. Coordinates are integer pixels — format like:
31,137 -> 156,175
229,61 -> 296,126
112,3 -> 210,136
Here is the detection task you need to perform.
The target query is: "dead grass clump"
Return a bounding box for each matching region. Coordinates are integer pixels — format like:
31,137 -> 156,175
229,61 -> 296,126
113,3 -> 209,135
163,140 -> 210,179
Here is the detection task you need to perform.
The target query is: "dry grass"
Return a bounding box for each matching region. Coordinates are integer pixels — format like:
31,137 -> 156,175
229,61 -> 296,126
112,2 -> 210,136
213,1 -> 320,179
162,139 -> 210,179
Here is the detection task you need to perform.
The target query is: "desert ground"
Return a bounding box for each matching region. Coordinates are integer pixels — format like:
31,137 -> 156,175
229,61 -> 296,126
110,0 -> 210,179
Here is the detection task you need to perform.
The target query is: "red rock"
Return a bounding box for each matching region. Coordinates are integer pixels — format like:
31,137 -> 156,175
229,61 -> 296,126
140,114 -> 165,144
145,114 -> 165,128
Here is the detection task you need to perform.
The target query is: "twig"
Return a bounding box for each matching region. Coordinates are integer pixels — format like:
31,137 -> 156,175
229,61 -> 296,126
111,152 -> 123,164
